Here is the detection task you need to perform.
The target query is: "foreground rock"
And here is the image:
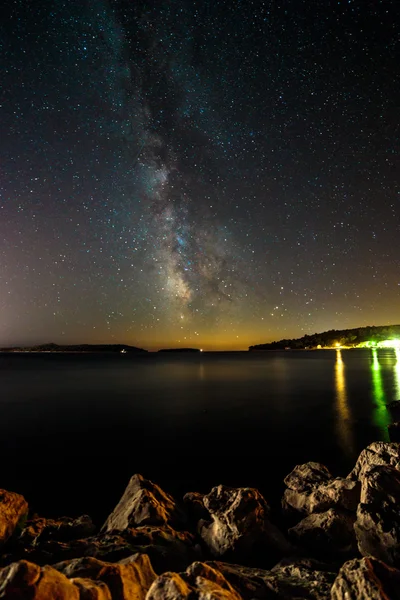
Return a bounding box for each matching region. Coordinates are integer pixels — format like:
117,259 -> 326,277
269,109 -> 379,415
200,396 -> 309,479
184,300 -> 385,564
102,474 -> 186,532
282,462 -> 360,517
147,561 -> 241,600
0,490 -> 28,548
355,464 -> 400,566
288,508 -> 357,558
331,557 -> 400,599
199,485 -> 291,562
56,553 -> 156,600
347,441 -> 400,481
0,560 -> 79,599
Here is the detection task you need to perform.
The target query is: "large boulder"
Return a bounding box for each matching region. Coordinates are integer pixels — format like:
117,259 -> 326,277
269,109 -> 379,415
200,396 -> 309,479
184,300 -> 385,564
19,515 -> 95,546
355,465 -> 400,566
0,560 -> 79,599
0,490 -> 28,548
288,508 -> 357,557
146,561 -> 241,600
102,474 -> 186,532
347,442 -> 400,481
331,557 -> 400,599
282,463 -> 360,517
198,485 -> 291,561
54,553 -> 156,600
284,462 -> 333,492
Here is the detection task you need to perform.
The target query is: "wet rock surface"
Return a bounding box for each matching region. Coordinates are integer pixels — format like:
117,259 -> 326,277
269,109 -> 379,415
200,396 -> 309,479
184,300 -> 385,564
0,442 -> 399,598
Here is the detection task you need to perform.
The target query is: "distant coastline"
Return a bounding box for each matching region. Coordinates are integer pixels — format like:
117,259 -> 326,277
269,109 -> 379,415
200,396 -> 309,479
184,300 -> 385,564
0,343 -> 147,354
249,324 -> 400,351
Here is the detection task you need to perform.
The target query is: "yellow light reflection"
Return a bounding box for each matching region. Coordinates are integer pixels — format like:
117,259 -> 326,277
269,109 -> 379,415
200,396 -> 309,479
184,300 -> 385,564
334,350 -> 355,457
371,349 -> 390,440
394,349 -> 400,400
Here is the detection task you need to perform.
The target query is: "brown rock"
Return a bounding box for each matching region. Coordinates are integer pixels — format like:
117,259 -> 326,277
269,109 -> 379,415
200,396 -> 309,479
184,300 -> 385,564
0,490 -> 28,547
55,553 -> 156,600
283,476 -> 360,517
147,561 -> 241,600
0,559 -> 79,599
283,462 -> 333,492
199,485 -> 291,560
288,508 -> 357,557
102,474 -> 186,532
355,465 -> 400,566
331,557 -> 400,599
71,578 -> 112,600
347,442 -> 400,481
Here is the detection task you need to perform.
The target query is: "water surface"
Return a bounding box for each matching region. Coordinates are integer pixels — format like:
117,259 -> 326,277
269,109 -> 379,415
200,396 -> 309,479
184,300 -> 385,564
0,349 -> 399,522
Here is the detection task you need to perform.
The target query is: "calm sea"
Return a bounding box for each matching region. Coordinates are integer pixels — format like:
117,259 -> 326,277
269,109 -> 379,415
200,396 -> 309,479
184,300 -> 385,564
0,349 -> 398,522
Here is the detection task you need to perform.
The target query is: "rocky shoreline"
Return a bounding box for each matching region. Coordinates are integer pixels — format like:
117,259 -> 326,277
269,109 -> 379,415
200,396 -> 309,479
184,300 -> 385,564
1,442 -> 400,598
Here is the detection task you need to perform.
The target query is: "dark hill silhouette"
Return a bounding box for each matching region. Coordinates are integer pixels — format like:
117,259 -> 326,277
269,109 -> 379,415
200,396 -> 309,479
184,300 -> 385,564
249,324 -> 400,351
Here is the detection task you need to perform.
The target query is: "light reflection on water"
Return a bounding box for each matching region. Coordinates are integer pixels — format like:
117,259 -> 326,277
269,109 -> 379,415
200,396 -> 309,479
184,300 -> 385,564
334,350 -> 355,457
370,349 -> 390,440
394,349 -> 400,400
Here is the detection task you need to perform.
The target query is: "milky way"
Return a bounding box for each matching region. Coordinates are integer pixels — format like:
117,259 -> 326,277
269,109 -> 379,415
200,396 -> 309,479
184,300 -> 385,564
1,0 -> 399,349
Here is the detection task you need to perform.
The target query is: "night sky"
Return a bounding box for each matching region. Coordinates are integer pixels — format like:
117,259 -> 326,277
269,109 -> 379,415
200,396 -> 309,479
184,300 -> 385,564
2,0 -> 399,350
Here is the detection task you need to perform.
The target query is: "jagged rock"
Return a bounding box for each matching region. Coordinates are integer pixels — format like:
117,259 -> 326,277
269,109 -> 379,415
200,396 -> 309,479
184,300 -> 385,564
0,559 -> 79,599
183,492 -> 209,522
198,485 -> 291,561
19,515 -> 95,546
288,508 -> 357,557
146,561 -> 241,600
355,465 -> 400,566
207,559 -> 335,599
283,469 -> 360,517
102,474 -> 186,532
0,490 -> 28,548
70,578 -> 112,600
331,557 -> 400,599
55,553 -> 156,600
347,442 -> 400,481
284,462 -> 333,492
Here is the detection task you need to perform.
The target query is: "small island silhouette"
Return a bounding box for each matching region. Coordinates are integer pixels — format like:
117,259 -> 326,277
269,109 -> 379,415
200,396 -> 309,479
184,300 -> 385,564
158,348 -> 201,353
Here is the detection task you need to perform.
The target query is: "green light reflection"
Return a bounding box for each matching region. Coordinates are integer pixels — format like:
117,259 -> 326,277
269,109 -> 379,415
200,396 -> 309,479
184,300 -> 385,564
334,350 -> 355,456
394,349 -> 400,400
371,349 -> 390,440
